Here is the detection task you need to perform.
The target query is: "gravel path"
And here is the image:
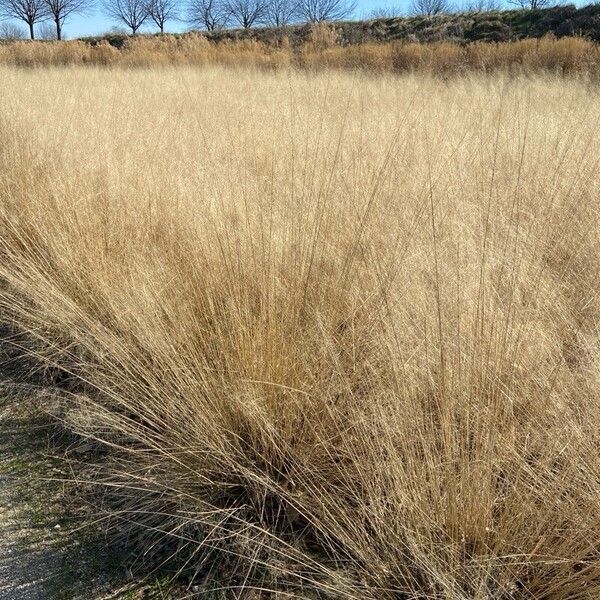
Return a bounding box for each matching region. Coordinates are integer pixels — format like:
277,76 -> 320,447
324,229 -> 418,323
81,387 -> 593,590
0,405 -> 120,600
0,407 -> 71,600
0,404 -> 145,600
0,471 -> 67,599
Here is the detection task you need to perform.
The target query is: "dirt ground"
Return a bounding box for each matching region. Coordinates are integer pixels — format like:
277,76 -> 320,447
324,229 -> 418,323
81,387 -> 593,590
0,398 -> 141,600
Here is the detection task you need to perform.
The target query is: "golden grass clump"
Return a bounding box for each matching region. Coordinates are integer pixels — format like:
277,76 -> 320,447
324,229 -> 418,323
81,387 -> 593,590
0,33 -> 599,75
0,66 -> 599,597
465,36 -> 600,74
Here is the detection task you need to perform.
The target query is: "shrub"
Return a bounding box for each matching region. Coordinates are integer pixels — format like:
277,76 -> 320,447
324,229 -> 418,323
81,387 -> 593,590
467,20 -> 511,42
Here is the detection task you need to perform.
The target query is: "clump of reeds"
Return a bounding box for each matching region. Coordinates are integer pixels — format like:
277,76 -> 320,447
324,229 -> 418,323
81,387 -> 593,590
0,66 -> 599,597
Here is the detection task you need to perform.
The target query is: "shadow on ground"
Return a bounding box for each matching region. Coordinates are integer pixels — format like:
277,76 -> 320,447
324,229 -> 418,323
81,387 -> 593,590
0,394 -> 156,600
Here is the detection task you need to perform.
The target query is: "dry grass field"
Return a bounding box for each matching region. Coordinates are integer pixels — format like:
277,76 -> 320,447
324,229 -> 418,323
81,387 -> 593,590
0,66 -> 599,598
0,33 -> 599,75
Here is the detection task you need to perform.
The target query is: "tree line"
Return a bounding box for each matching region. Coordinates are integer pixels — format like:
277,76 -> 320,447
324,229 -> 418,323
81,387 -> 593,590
0,0 -> 357,39
0,0 -> 561,41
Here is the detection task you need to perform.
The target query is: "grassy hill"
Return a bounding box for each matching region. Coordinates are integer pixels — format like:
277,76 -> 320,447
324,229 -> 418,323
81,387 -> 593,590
81,4 -> 600,48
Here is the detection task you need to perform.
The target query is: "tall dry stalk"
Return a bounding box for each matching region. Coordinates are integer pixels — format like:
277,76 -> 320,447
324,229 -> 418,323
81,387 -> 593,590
0,66 -> 599,597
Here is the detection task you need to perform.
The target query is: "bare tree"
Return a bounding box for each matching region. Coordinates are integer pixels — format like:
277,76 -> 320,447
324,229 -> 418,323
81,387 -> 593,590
263,0 -> 297,26
410,0 -> 451,16
43,0 -> 91,40
463,0 -> 498,11
225,0 -> 265,27
296,0 -> 356,22
0,0 -> 48,39
508,0 -> 550,8
187,0 -> 228,29
366,4 -> 402,18
37,18 -> 56,35
146,0 -> 177,31
0,20 -> 26,36
104,0 -> 148,33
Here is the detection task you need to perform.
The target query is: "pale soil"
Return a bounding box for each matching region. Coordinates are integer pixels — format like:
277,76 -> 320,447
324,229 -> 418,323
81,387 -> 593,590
0,409 -> 69,599
0,475 -> 68,600
0,401 -> 139,600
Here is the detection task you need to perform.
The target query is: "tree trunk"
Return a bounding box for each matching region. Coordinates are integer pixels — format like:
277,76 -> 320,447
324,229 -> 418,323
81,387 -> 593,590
29,21 -> 35,40
55,18 -> 62,40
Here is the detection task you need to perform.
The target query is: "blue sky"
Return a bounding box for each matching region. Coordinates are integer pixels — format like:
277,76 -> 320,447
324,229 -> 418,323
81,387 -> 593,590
18,0 -> 392,38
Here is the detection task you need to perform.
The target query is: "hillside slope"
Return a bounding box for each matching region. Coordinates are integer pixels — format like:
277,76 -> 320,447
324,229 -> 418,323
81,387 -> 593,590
81,4 -> 600,48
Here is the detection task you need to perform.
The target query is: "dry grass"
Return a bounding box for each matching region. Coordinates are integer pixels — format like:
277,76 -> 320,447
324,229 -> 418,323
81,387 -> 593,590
0,32 -> 599,75
0,66 -> 599,598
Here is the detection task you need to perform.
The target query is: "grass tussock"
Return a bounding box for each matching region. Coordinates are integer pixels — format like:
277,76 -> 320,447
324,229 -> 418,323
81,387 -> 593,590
0,67 -> 599,597
0,31 -> 599,75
